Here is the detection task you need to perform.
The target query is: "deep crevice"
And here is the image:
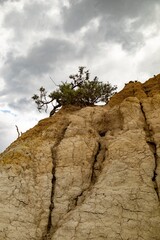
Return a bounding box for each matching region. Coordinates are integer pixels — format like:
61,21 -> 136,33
91,142 -> 101,184
73,191 -> 84,207
42,149 -> 56,240
99,131 -> 106,137
91,138 -> 106,184
47,148 -> 57,233
147,141 -> 159,200
42,123 -> 70,240
140,102 -> 160,201
70,138 -> 106,210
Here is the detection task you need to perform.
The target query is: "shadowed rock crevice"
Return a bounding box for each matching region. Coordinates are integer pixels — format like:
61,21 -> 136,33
42,123 -> 70,239
147,140 -> 160,201
99,131 -> 106,137
73,191 -> 84,207
140,102 -> 160,201
91,138 -> 106,184
43,148 -> 56,240
91,142 -> 101,184
71,137 -> 107,209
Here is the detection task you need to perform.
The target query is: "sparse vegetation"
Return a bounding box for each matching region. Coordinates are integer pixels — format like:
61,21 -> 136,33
32,66 -> 117,116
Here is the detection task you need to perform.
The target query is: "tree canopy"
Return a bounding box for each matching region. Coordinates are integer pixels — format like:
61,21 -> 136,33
32,67 -> 117,116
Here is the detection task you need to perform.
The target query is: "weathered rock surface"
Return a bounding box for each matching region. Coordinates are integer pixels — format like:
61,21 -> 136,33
0,75 -> 160,240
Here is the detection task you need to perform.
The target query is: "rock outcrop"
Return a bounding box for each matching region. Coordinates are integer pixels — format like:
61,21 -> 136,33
0,75 -> 160,240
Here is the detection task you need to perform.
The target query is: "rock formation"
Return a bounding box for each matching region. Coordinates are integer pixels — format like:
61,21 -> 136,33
0,75 -> 160,240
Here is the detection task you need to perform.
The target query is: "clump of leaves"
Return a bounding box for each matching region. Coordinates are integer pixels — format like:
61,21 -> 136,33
32,66 -> 117,116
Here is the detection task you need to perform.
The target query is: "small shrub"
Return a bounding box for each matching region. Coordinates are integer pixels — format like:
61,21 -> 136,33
32,66 -> 117,116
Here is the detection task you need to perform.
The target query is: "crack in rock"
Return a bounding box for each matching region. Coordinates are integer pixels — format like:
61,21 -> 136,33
91,142 -> 101,184
148,141 -> 160,201
69,136 -> 107,211
140,102 -> 160,201
91,137 -> 106,185
42,123 -> 70,239
72,191 -> 85,207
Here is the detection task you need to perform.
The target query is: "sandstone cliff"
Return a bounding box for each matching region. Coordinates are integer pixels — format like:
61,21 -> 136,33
0,75 -> 160,240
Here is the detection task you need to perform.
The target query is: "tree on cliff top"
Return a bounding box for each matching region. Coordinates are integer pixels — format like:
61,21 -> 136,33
32,66 -> 117,116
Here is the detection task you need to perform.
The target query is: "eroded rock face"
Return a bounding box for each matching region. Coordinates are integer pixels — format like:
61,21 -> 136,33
0,77 -> 160,240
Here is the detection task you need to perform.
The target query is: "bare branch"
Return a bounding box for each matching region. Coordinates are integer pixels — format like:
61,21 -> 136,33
15,125 -> 21,138
49,76 -> 58,86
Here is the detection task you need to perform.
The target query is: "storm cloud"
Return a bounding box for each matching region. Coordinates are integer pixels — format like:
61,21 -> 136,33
0,0 -> 19,4
2,38 -> 76,84
62,0 -> 160,51
3,1 -> 58,38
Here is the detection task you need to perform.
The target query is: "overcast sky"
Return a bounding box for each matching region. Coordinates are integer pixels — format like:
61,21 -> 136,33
0,0 -> 160,153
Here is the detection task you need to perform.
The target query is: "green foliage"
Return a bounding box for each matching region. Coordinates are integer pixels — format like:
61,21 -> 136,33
32,67 -> 117,116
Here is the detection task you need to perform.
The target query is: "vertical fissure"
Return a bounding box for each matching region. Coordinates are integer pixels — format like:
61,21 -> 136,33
42,123 -> 70,239
91,142 -> 101,184
91,136 -> 106,184
47,148 -> 57,233
140,102 -> 160,201
71,135 -> 107,209
148,140 -> 160,201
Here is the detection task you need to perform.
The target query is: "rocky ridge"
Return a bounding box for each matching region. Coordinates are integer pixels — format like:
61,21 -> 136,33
0,75 -> 160,239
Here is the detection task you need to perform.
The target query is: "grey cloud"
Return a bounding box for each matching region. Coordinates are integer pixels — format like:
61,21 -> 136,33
1,37 -> 77,110
62,0 -> 159,51
103,18 -> 144,51
0,0 -> 7,3
3,1 -> 56,37
63,0 -> 159,31
0,0 -> 19,3
2,38 -> 75,85
8,97 -> 36,112
81,16 -> 144,53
